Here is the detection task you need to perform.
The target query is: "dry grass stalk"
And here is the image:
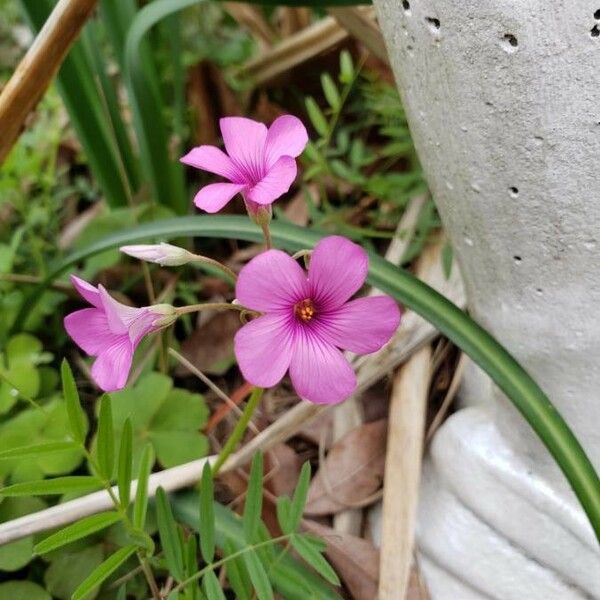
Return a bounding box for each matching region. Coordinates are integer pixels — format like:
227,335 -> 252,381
222,2 -> 276,50
0,0 -> 98,163
379,346 -> 432,600
241,16 -> 349,86
328,7 -> 388,63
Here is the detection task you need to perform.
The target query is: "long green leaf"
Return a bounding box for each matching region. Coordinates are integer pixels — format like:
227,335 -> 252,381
123,0 -> 199,213
133,443 -> 154,529
34,511 -> 121,555
96,395 -> 114,480
61,359 -> 87,444
18,0 -> 129,208
289,462 -> 310,532
0,441 -> 79,461
156,487 -> 186,582
0,476 -> 101,497
290,534 -> 339,586
72,544 -> 137,600
243,453 -> 263,543
223,539 -> 252,600
202,570 -> 227,600
118,418 -> 133,508
243,551 -> 274,600
199,462 -> 215,564
19,216 -> 600,540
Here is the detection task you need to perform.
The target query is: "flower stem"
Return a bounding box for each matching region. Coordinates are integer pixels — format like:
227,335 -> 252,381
175,302 -> 251,316
212,386 -> 264,475
190,254 -> 237,282
260,221 -> 273,250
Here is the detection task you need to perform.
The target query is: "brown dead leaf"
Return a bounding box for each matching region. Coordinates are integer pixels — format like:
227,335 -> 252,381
305,419 -> 387,516
265,443 -> 302,497
303,519 -> 379,600
179,311 -> 241,375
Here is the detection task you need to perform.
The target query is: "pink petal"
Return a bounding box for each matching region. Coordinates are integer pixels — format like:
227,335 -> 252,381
98,286 -> 139,335
91,337 -> 134,392
234,314 -> 295,388
245,156 -> 297,206
220,117 -> 268,181
236,249 -> 308,313
264,115 -> 309,169
70,275 -> 101,307
318,296 -> 401,354
308,236 -> 368,310
64,308 -> 121,356
180,146 -> 242,182
288,330 -> 356,404
193,182 -> 246,213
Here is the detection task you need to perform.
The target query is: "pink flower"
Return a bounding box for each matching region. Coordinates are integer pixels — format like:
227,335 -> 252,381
64,276 -> 175,392
234,236 -> 401,404
180,115 -> 308,214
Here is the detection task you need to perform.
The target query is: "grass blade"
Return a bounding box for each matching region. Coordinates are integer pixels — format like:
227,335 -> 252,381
118,418 -> 133,508
96,394 -> 114,480
0,476 -> 102,497
202,570 -> 227,600
20,216 -> 600,540
133,443 -> 154,529
156,487 -> 185,582
290,534 -> 339,586
34,511 -> 121,554
72,544 -> 137,600
199,462 -> 215,564
61,359 -> 87,444
243,452 -> 263,543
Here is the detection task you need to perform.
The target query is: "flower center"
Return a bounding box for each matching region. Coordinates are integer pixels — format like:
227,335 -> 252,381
294,298 -> 316,322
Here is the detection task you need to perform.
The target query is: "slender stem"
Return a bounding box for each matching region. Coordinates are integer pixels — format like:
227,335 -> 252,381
212,387 -> 264,475
260,221 -> 273,250
190,254 -> 237,282
171,533 -> 289,593
175,302 -> 252,316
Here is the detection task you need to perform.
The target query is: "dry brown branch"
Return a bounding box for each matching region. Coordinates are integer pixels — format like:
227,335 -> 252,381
328,7 -> 388,63
0,0 -> 98,163
379,346 -> 432,600
241,16 -> 349,86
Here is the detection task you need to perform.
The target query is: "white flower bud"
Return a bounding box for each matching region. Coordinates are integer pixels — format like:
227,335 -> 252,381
120,243 -> 194,267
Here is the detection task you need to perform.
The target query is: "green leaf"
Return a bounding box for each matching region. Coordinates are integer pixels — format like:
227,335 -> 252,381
72,544 -> 137,600
34,512 -> 122,555
305,97 -> 329,137
156,487 -> 185,582
275,497 -> 292,535
0,581 -> 50,600
242,551 -> 274,600
20,215 -> 600,541
321,73 -> 341,111
339,49 -> 354,83
96,395 -> 114,480
289,462 -> 310,532
202,570 -> 226,600
61,360 -> 87,444
44,545 -> 104,600
199,462 -> 215,564
0,476 -> 101,497
442,240 -> 454,279
243,452 -> 263,543
217,0 -> 369,4
133,443 -> 154,529
118,418 -> 133,509
223,540 -> 251,600
0,441 -> 79,461
290,534 -> 339,586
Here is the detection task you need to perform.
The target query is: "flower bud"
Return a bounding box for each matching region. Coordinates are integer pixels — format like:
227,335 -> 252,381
244,200 -> 272,228
120,243 -> 194,267
148,303 -> 178,327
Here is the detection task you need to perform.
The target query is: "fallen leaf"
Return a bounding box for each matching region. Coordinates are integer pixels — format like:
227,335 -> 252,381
303,519 -> 379,599
265,443 -> 302,497
305,419 -> 387,516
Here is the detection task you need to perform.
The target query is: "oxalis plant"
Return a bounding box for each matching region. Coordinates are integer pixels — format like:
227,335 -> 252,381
1,114 -> 599,598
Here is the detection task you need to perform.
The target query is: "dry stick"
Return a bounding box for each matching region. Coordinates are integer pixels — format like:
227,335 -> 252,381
332,195 -> 428,536
0,250 -> 464,546
327,7 -> 388,62
379,346 -> 432,600
0,0 -> 98,163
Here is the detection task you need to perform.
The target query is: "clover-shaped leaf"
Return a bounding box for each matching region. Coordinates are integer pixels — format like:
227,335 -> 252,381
105,373 -> 209,472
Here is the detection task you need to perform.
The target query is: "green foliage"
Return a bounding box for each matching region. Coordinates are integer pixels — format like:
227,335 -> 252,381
199,462 -> 215,564
243,452 -> 264,543
156,487 -> 186,582
133,443 -> 155,530
0,334 -> 51,413
104,372 -> 209,471
95,395 -> 115,480
117,418 -> 133,509
0,476 -> 102,497
0,581 -> 51,600
61,359 -> 88,444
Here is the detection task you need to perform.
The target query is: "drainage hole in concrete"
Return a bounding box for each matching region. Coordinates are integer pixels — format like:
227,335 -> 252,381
425,17 -> 440,33
591,24 -> 600,37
